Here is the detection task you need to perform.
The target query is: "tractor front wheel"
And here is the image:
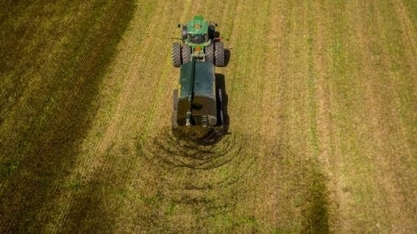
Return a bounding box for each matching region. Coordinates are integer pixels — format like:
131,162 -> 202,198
182,45 -> 191,64
206,43 -> 214,64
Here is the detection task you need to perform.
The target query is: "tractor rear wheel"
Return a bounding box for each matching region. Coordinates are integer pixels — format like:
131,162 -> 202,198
214,41 -> 225,67
206,43 -> 214,64
172,43 -> 181,67
182,45 -> 191,64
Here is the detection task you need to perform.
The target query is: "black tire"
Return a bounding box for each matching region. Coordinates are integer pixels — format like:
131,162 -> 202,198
206,43 -> 214,64
182,45 -> 191,64
172,43 -> 181,67
208,25 -> 215,40
214,41 -> 225,67
182,25 -> 188,40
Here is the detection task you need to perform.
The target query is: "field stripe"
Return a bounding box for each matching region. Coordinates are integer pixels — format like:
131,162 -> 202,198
321,0 -> 417,231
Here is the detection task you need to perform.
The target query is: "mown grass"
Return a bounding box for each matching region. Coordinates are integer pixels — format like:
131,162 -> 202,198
1,0 -> 416,233
0,0 -> 135,232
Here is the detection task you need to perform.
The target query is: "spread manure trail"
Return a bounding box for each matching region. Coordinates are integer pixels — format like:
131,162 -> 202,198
134,128 -> 257,231
138,128 -> 242,170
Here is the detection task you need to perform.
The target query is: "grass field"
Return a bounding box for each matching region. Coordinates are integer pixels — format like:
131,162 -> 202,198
1,0 -> 417,233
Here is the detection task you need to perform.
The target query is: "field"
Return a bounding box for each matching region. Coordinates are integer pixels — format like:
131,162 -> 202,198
1,0 -> 417,233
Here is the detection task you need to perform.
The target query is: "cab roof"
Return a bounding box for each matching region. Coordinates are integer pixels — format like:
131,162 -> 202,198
186,15 -> 209,35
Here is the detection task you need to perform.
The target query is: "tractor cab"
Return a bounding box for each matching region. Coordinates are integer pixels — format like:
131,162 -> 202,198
185,15 -> 210,45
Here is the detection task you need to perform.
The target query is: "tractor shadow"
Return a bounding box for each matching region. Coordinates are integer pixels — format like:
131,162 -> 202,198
223,49 -> 231,67
215,73 -> 229,134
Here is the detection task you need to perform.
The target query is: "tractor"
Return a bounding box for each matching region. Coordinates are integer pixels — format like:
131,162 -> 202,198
172,15 -> 225,67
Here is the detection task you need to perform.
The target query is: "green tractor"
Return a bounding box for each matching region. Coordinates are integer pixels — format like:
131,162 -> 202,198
172,15 -> 225,67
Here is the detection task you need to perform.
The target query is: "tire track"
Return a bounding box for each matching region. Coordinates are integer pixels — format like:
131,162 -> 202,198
305,0 -> 339,232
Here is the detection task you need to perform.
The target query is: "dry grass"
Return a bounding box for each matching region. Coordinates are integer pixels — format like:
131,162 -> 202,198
1,0 -> 417,233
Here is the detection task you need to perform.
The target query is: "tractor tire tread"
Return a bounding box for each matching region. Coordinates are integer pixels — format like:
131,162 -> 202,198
182,45 -> 191,64
172,43 -> 181,67
214,41 -> 225,67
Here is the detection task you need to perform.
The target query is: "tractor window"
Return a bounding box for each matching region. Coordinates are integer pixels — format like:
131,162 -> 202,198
189,34 -> 206,44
